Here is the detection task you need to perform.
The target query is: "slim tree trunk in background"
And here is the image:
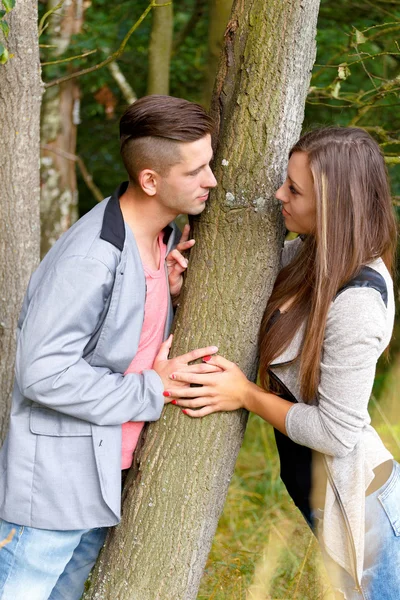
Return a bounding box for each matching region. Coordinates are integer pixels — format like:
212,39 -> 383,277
0,2 -> 42,443
40,0 -> 85,257
147,1 -> 173,95
85,1 -> 320,598
203,0 -> 233,108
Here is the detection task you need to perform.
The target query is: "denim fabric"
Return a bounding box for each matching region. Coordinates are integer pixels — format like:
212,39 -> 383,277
317,460 -> 400,600
0,519 -> 107,600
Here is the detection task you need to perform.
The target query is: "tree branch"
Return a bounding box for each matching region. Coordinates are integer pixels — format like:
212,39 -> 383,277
107,61 -> 137,104
41,48 -> 97,66
41,144 -> 104,203
44,1 -> 171,89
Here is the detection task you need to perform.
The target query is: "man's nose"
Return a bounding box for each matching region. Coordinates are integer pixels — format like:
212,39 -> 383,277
205,166 -> 217,189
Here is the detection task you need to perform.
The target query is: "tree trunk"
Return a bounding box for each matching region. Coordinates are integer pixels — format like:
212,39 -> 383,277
85,1 -> 320,598
40,0 -> 84,257
0,2 -> 42,443
203,0 -> 233,108
147,1 -> 173,95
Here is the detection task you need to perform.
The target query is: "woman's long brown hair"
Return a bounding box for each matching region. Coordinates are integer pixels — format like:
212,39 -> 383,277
259,127 -> 397,402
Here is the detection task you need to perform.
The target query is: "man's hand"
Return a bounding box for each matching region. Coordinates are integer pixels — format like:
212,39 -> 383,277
153,335 -> 220,403
166,224 -> 194,297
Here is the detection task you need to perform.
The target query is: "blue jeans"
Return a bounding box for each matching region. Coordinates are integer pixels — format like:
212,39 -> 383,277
319,460 -> 400,600
0,520 -> 108,600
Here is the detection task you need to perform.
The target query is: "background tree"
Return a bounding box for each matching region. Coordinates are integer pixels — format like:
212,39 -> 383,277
147,0 -> 174,94
203,0 -> 233,108
0,0 -> 42,443
84,1 -> 320,598
40,0 -> 86,257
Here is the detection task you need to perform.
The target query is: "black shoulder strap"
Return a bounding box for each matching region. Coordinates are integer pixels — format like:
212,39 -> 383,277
335,265 -> 388,307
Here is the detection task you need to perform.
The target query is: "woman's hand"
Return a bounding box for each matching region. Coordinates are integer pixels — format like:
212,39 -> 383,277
166,224 -> 195,297
164,354 -> 252,417
152,335 -> 220,403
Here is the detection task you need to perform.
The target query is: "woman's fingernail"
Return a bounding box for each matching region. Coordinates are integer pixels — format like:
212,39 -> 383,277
170,374 -> 176,380
163,391 -> 171,397
182,409 -> 188,415
171,400 -> 177,405
203,356 -> 212,362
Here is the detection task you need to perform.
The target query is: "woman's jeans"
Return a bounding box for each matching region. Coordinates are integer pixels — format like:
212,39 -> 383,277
0,520 -> 108,600
318,460 -> 400,600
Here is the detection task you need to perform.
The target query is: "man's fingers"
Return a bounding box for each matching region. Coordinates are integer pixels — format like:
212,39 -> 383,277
179,223 -> 191,244
179,346 -> 218,364
155,334 -> 173,361
176,239 -> 195,252
167,249 -> 188,270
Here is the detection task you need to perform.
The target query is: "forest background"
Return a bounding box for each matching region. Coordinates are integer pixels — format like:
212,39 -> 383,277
2,0 -> 400,598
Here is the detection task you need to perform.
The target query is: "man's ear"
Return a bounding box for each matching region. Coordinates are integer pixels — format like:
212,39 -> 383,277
138,169 -> 158,196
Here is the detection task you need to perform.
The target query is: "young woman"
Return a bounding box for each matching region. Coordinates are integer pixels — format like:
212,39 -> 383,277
164,127 -> 400,599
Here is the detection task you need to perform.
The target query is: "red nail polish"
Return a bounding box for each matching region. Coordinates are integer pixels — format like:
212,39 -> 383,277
163,391 -> 171,397
203,355 -> 212,362
171,400 -> 177,405
182,409 -> 188,415
170,374 -> 176,380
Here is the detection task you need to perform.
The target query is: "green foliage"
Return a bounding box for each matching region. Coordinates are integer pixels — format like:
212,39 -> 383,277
0,20 -> 8,38
0,42 -> 8,64
0,0 -> 15,65
1,0 -> 14,14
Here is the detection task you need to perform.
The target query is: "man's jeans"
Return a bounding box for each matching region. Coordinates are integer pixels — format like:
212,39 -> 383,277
0,519 -> 108,600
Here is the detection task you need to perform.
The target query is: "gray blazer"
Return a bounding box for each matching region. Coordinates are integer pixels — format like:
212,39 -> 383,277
0,182 -> 180,530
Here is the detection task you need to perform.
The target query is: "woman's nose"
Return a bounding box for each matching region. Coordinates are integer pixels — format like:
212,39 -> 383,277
275,184 -> 286,202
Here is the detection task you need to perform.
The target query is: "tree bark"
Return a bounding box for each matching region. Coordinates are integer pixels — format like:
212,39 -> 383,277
203,0 -> 233,108
85,1 -> 320,598
147,1 -> 173,95
40,0 -> 85,257
0,2 -> 42,443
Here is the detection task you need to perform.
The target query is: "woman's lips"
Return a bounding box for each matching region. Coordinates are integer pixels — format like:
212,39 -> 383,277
282,207 -> 291,217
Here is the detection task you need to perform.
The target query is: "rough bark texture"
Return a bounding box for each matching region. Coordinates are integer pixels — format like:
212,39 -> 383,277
0,2 -> 42,442
147,1 -> 173,95
40,0 -> 84,257
85,1 -> 320,598
203,0 -> 234,108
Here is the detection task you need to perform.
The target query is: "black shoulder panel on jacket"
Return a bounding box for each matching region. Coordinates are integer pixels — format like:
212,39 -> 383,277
100,182 -> 128,251
335,265 -> 388,307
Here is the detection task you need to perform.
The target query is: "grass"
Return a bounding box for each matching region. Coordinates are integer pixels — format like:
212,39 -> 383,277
197,358 -> 400,600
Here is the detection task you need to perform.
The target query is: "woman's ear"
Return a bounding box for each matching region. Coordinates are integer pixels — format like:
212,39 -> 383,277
138,169 -> 157,196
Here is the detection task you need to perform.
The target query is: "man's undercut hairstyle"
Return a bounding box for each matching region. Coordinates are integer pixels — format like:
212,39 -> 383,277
119,95 -> 215,184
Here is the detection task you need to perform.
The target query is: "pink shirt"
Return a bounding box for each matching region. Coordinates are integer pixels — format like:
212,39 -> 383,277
121,233 -> 168,469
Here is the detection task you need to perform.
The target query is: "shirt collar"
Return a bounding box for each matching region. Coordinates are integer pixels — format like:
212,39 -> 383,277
100,181 -> 174,250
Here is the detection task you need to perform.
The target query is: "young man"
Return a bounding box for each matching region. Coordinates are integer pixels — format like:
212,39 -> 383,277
0,95 -> 218,600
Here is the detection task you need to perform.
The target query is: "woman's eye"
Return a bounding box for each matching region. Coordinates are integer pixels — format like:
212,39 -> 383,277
289,185 -> 298,195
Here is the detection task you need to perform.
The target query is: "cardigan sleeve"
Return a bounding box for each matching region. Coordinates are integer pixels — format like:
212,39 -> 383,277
281,236 -> 303,268
285,287 -> 387,457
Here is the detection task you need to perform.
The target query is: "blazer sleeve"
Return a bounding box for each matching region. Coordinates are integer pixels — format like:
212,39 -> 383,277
285,287 -> 387,457
15,255 -> 164,426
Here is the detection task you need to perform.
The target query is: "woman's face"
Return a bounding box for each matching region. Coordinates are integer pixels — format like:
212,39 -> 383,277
276,151 -> 316,235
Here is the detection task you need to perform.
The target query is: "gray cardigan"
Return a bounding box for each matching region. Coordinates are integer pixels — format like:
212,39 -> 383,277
271,238 -> 394,585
